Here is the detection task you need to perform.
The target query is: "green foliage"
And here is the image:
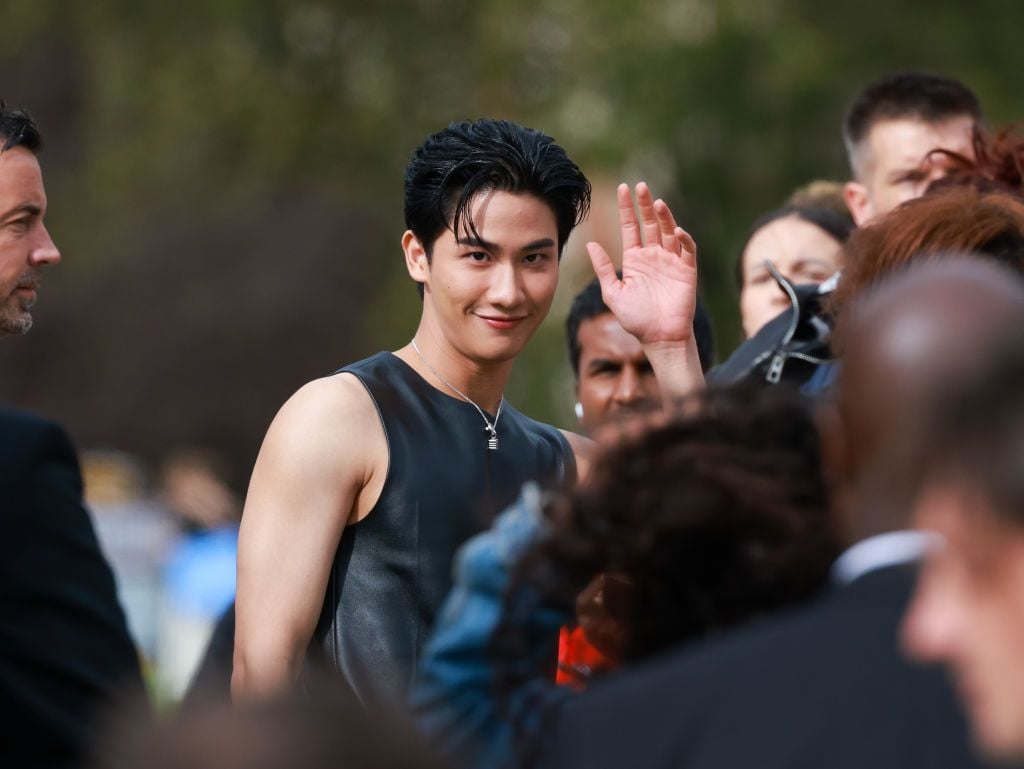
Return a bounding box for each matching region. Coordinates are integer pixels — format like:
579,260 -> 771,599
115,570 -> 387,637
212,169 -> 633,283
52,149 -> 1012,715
1,0 -> 1022,468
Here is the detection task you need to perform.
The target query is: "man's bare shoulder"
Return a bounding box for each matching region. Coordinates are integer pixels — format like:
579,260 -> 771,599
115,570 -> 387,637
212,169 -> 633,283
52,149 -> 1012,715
280,370 -> 376,421
263,372 -> 382,469
286,372 -> 376,420
559,429 -> 595,484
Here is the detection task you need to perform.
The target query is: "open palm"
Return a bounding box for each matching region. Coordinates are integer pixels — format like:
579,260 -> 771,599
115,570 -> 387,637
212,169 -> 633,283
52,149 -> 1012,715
587,182 -> 698,345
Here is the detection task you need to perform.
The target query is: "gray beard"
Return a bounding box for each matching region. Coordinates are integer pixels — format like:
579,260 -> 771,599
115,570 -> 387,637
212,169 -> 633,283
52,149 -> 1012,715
0,302 -> 33,336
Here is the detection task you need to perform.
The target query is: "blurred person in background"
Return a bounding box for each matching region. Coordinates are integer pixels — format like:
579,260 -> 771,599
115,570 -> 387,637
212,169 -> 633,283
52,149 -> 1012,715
565,275 -> 714,435
233,118 -> 705,705
0,102 -> 144,768
157,449 -> 241,699
901,321 -> 1024,764
713,71 -> 981,388
83,451 -> 178,678
710,198 -> 852,388
412,385 -> 838,768
828,126 -> 1024,326
84,448 -> 241,703
735,202 -> 853,339
92,681 -> 450,769
540,257 -> 1013,769
787,179 -> 853,217
842,71 -> 981,225
714,110 -> 1015,391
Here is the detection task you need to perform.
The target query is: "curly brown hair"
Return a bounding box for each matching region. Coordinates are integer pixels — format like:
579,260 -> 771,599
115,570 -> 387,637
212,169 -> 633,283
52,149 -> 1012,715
964,124 -> 1024,193
502,385 -> 838,668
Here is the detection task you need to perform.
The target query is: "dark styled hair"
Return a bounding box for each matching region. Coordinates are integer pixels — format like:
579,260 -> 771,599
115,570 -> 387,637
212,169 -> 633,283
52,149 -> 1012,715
403,119 -> 591,257
734,205 -> 854,290
905,318 -> 1024,527
0,101 -> 42,154
566,275 -> 715,376
843,71 -> 981,170
501,384 -> 837,666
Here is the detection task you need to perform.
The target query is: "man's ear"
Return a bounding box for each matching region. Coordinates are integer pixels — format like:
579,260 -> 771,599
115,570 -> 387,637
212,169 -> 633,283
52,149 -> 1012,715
402,230 -> 429,287
843,181 -> 874,227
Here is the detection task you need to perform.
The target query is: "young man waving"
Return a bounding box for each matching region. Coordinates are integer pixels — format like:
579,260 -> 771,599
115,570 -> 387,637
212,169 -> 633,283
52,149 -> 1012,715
232,119 -> 702,703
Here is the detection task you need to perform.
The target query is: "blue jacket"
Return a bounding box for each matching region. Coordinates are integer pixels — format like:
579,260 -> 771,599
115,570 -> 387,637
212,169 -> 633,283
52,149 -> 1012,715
411,484 -> 572,768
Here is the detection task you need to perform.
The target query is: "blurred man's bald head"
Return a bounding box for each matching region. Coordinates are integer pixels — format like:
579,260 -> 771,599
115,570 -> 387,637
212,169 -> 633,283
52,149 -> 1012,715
827,256 -> 1024,542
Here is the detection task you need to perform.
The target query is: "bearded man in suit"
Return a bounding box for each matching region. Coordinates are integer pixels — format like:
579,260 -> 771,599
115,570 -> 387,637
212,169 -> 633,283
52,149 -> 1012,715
0,102 -> 143,769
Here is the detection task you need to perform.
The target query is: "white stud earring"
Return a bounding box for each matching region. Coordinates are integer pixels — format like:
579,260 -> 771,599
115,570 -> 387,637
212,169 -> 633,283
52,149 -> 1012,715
574,402 -> 584,420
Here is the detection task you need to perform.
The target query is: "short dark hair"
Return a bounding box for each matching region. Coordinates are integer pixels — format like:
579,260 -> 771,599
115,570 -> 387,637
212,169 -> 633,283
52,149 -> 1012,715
565,277 -> 610,377
566,276 -> 715,376
843,71 -> 981,165
734,205 -> 854,290
404,118 -> 590,258
0,101 -> 42,154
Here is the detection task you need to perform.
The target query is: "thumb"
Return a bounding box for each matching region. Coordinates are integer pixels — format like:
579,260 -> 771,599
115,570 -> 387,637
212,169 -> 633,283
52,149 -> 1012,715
587,242 -> 620,304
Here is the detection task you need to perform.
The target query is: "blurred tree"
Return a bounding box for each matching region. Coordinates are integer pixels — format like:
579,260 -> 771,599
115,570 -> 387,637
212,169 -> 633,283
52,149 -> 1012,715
0,0 -> 1020,484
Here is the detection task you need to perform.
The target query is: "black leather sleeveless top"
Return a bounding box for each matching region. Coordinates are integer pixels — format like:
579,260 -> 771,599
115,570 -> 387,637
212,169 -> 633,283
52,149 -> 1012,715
310,352 -> 575,705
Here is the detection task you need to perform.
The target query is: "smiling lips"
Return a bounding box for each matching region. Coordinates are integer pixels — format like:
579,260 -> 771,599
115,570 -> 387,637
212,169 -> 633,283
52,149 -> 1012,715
477,314 -> 527,330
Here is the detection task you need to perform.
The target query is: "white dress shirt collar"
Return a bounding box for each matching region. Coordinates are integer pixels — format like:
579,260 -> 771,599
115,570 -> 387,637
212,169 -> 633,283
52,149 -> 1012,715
831,530 -> 942,585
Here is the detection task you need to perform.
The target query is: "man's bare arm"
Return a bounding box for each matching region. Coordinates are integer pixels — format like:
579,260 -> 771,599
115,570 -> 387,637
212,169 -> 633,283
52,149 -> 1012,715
231,373 -> 385,699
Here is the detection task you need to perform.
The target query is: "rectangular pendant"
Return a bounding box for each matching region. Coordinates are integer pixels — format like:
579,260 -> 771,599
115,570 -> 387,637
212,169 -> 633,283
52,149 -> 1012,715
488,436 -> 498,450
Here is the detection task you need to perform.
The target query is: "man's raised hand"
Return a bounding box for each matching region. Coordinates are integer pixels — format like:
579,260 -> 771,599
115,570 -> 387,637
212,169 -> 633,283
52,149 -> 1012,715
586,182 -> 698,346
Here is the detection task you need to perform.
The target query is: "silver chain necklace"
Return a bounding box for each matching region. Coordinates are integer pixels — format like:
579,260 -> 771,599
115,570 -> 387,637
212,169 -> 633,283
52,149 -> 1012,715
410,339 -> 504,450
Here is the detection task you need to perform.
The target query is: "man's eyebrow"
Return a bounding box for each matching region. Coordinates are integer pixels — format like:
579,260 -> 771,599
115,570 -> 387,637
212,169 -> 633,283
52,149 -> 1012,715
793,257 -> 837,269
0,203 -> 41,221
586,357 -> 621,370
455,235 -> 497,251
521,237 -> 556,251
454,236 -> 557,252
888,165 -> 928,181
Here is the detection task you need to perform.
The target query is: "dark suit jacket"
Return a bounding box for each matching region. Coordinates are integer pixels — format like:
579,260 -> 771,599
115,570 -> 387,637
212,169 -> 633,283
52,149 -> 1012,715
0,406 -> 144,768
545,564 -> 990,769
180,601 -> 235,709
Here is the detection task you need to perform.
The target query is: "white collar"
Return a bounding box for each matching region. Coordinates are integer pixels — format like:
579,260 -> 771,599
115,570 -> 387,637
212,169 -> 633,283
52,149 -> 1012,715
831,530 -> 942,585
818,271 -> 841,294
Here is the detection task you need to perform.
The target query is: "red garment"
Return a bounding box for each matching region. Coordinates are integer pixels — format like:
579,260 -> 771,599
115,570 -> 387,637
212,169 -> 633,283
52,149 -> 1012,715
555,626 -> 618,689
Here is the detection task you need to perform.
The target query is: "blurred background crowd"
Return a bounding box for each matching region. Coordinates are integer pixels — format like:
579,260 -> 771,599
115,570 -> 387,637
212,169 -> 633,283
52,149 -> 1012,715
5,2 -> 1024,768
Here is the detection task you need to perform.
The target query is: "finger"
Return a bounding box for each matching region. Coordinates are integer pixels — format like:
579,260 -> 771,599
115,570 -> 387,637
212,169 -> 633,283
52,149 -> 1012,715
654,199 -> 680,253
616,183 -> 641,251
635,182 -> 661,248
587,242 -> 620,302
675,226 -> 698,264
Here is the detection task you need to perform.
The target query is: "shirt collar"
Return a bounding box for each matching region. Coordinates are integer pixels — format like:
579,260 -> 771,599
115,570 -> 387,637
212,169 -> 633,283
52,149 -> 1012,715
831,530 -> 942,585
